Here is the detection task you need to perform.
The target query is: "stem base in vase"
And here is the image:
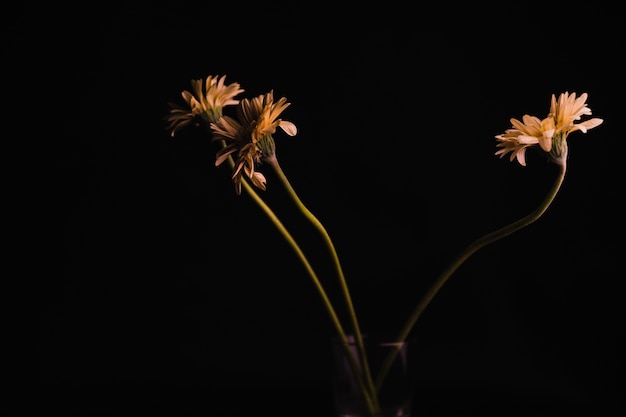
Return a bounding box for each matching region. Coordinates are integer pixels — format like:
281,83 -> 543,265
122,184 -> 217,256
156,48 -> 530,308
330,333 -> 414,417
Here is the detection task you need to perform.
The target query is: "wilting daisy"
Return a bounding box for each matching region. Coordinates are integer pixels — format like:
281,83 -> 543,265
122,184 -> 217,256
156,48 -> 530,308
495,92 -> 603,166
165,75 -> 244,137
211,90 -> 297,194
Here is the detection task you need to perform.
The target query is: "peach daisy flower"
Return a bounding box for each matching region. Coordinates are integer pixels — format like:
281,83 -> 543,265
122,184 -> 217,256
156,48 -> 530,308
211,90 -> 297,194
165,75 -> 244,137
495,92 -> 603,166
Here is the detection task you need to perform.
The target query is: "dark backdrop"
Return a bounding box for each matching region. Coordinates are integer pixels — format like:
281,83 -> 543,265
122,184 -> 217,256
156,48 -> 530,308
21,1 -> 624,416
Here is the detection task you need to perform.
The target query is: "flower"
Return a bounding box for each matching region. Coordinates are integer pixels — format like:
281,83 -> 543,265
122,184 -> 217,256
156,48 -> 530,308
166,79 -> 604,416
495,92 -> 603,166
165,75 -> 244,136
210,91 -> 298,194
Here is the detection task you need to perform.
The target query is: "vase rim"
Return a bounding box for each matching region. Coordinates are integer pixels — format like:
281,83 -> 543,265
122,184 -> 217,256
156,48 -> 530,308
330,332 -> 414,345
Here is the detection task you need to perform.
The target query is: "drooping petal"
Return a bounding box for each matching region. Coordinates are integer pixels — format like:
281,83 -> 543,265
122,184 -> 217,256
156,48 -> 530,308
278,120 -> 298,136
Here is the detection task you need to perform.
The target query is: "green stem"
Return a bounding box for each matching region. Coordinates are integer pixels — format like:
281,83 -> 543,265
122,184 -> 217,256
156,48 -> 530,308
268,157 -> 379,412
375,160 -> 568,390
217,143 -> 377,413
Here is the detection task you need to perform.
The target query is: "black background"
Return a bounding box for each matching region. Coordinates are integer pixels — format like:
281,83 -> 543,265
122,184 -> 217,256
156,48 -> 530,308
17,1 -> 624,416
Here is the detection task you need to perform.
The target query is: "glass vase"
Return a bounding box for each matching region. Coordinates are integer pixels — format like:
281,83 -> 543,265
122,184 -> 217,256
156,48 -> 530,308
330,333 -> 414,417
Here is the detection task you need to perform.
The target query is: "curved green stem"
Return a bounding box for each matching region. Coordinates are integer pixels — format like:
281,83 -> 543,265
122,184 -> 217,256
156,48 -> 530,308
267,157 -> 379,411
218,144 -> 377,413
375,160 -> 568,390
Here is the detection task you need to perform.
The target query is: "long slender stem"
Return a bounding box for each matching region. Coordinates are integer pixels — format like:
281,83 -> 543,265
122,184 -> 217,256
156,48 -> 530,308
268,157 -> 379,411
239,176 -> 377,411
218,144 -> 377,412
375,160 -> 568,390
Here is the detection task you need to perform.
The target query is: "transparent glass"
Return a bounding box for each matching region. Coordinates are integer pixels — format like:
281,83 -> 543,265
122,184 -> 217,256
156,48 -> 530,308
331,333 -> 414,417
